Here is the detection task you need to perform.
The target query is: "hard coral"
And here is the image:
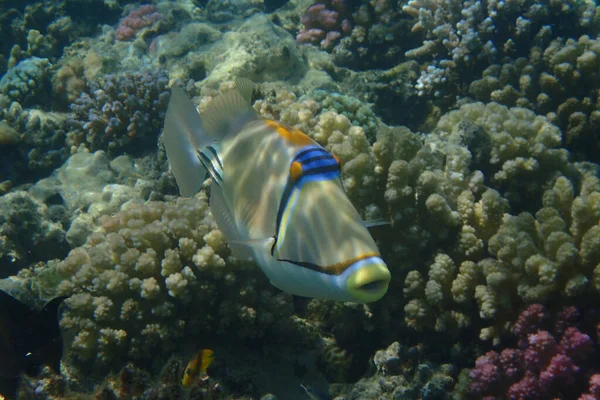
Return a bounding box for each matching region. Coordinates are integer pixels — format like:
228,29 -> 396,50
68,70 -> 169,155
297,0 -> 352,49
469,35 -> 600,163
54,193 -> 292,375
115,5 -> 162,41
469,304 -> 599,399
0,191 -> 68,278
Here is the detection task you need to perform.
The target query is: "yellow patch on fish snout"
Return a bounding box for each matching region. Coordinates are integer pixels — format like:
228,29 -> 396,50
324,252 -> 381,275
264,119 -> 313,146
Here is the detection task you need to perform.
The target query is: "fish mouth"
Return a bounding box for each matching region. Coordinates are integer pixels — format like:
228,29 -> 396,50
346,262 -> 391,303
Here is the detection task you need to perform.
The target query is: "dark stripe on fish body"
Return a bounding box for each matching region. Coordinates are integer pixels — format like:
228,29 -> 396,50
198,150 -> 223,185
278,258 -> 328,274
279,252 -> 380,275
206,145 -> 224,171
302,158 -> 339,173
295,146 -> 325,161
298,165 -> 341,184
198,154 -> 221,187
203,149 -> 224,182
272,178 -> 295,255
302,155 -> 336,166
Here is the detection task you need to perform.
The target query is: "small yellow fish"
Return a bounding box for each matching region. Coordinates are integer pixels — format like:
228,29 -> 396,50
181,349 -> 215,388
163,78 -> 391,303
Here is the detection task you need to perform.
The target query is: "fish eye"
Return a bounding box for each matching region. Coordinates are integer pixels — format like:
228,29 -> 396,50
290,161 -> 303,181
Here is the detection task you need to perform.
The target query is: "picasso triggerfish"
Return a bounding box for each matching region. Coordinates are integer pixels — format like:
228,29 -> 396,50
162,79 -> 391,303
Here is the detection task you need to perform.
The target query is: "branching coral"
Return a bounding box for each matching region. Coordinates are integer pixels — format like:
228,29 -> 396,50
53,193 -> 292,374
297,0 -> 352,49
469,304 -> 599,399
68,70 -> 170,155
469,34 -> 600,163
434,101 -> 570,211
403,170 -> 600,341
402,0 -> 600,104
0,191 -> 68,277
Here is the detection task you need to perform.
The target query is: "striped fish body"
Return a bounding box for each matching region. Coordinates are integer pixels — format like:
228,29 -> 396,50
163,81 -> 391,303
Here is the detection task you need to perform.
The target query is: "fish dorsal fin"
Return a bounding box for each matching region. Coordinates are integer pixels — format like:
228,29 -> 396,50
201,88 -> 255,137
234,77 -> 256,105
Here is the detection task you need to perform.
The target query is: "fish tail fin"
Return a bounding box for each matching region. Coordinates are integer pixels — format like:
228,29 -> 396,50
164,81 -> 258,197
163,86 -> 214,197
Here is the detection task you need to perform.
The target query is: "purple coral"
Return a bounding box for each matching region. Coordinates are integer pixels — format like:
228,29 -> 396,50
296,0 -> 352,49
115,4 -> 162,41
68,70 -> 169,155
469,304 -> 599,399
579,374 -> 600,400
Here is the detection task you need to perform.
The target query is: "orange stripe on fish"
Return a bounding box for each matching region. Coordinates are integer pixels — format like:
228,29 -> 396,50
264,119 -> 314,146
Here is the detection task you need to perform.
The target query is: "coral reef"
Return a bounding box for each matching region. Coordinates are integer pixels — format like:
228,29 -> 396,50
0,190 -> 68,278
0,57 -> 52,109
469,35 -> 600,163
68,70 -> 170,155
331,341 -> 456,399
434,102 -> 571,210
468,304 -> 600,399
51,192 -> 292,374
0,103 -> 69,183
1,1 -> 600,398
115,5 -> 162,41
401,0 -> 599,104
297,0 -> 352,49
201,14 -> 307,87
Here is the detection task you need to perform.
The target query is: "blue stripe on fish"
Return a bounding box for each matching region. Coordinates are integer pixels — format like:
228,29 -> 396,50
271,145 -> 341,256
293,146 -> 340,187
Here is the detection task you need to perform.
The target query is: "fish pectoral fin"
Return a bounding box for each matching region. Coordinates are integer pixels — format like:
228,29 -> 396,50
228,237 -> 275,261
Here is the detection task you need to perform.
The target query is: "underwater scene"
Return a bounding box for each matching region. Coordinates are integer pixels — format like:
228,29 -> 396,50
1,0 -> 600,399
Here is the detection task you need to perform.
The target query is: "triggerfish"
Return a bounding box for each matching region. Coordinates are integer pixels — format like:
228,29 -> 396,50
0,289 -> 69,400
162,78 -> 391,303
181,349 -> 215,388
